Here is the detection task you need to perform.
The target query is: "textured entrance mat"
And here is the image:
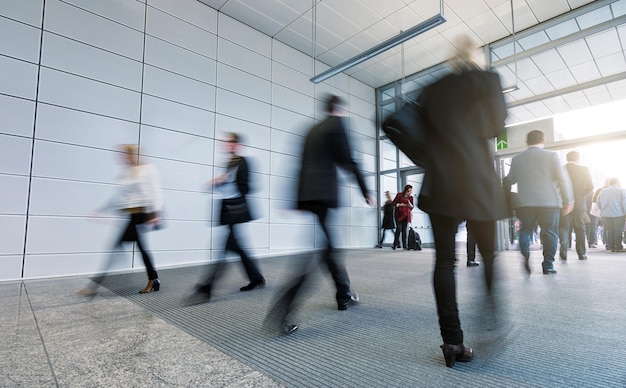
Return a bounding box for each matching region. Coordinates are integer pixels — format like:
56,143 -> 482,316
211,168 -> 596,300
99,248 -> 626,387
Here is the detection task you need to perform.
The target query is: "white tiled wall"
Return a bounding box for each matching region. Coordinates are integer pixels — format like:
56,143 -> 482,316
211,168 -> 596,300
0,0 -> 377,281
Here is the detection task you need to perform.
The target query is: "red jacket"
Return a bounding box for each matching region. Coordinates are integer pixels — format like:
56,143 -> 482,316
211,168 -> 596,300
392,192 -> 413,223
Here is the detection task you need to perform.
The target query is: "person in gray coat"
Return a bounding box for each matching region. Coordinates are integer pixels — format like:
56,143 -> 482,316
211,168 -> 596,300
596,177 -> 626,252
503,130 -> 574,275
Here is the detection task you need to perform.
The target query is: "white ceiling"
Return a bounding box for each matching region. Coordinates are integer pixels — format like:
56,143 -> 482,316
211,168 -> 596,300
197,0 -> 597,89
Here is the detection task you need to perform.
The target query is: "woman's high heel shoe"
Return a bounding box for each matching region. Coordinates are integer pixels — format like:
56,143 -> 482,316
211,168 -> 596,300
440,343 -> 473,368
139,278 -> 160,294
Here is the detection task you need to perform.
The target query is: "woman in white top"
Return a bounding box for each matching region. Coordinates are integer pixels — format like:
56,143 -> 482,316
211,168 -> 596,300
81,144 -> 163,295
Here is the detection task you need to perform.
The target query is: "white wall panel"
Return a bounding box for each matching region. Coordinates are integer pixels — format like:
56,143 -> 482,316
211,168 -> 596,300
269,176 -> 298,202
219,14 -> 271,57
248,172 -> 270,201
218,39 -> 271,80
0,215 -> 26,254
61,0 -> 145,31
29,178 -> 117,216
161,189 -> 210,221
247,196 -> 269,222
38,68 -> 141,122
145,220 -> 209,251
215,89 -> 271,126
0,0 -> 43,27
217,63 -> 271,103
146,157 -> 213,192
214,114 -> 270,150
140,125 -> 214,165
0,256 -> 23,281
349,114 -> 376,138
31,141 -> 121,183
148,0 -> 217,34
272,40 -> 313,76
271,106 -> 314,133
0,95 -> 35,137
349,78 -> 375,104
1,175 -> 31,214
44,0 -> 144,60
25,216 -> 124,254
272,85 -> 315,118
141,95 -> 215,138
271,129 -> 305,157
246,221 -> 270,250
41,32 -> 143,91
150,250 -> 211,270
350,131 -> 376,156
270,152 -> 300,179
143,65 -> 216,111
35,104 -> 139,149
270,224 -> 315,250
23,252 -> 133,279
268,199 -> 312,223
0,134 -> 32,175
144,36 -> 217,85
349,96 -> 375,122
272,62 -> 314,96
0,16 -> 41,62
145,6 -> 217,59
0,56 -> 38,99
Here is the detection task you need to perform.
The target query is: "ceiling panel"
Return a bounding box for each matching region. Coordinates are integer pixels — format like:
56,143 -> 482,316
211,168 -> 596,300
197,0 -> 626,125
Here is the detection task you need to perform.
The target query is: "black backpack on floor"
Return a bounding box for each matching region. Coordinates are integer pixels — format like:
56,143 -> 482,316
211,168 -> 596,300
408,227 -> 422,251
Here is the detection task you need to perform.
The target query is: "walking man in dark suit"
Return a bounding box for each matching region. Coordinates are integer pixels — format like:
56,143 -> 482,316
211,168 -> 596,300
503,130 -> 574,275
558,151 -> 593,261
266,94 -> 375,335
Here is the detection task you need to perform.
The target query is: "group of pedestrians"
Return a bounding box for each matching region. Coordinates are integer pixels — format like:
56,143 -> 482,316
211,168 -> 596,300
376,185 -> 414,250
77,33 -> 617,370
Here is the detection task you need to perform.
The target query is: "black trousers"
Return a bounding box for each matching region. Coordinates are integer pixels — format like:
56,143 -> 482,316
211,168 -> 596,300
430,214 -> 496,345
268,203 -> 351,323
394,218 -> 409,248
94,213 -> 158,284
202,223 -> 264,286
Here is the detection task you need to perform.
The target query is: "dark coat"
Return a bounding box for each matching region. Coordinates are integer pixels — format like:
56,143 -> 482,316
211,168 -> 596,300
417,69 -> 509,221
297,115 -> 368,208
219,156 -> 253,225
381,201 -> 395,229
565,162 -> 593,213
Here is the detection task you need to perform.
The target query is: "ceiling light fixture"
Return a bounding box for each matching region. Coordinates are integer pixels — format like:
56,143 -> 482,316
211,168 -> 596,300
503,0 -> 518,94
310,1 -> 447,84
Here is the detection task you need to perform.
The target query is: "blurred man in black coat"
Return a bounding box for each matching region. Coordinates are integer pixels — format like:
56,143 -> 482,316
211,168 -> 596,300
266,94 -> 374,335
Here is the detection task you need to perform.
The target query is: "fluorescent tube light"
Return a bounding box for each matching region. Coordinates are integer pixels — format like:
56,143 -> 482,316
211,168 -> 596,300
502,85 -> 519,93
310,13 -> 447,84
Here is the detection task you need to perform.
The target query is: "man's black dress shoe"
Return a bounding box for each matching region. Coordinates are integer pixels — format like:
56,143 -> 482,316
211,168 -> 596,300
467,260 -> 479,267
240,278 -> 265,292
338,292 -> 360,310
542,268 -> 557,274
282,323 -> 298,335
579,255 -> 588,260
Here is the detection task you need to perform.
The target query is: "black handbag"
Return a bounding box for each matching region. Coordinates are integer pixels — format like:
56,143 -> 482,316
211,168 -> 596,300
220,196 -> 252,225
381,99 -> 428,167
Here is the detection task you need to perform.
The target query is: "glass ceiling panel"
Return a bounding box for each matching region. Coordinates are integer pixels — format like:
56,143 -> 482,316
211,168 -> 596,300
612,0 -> 626,17
545,19 -> 580,41
576,5 -> 613,30
517,30 -> 551,51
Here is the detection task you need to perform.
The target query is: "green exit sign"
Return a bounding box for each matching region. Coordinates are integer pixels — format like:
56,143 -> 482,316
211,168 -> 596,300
496,130 -> 507,150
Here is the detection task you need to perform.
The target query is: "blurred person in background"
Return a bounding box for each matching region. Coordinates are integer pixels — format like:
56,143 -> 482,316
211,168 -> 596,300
596,177 -> 626,252
376,191 -> 396,248
392,185 -> 414,250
